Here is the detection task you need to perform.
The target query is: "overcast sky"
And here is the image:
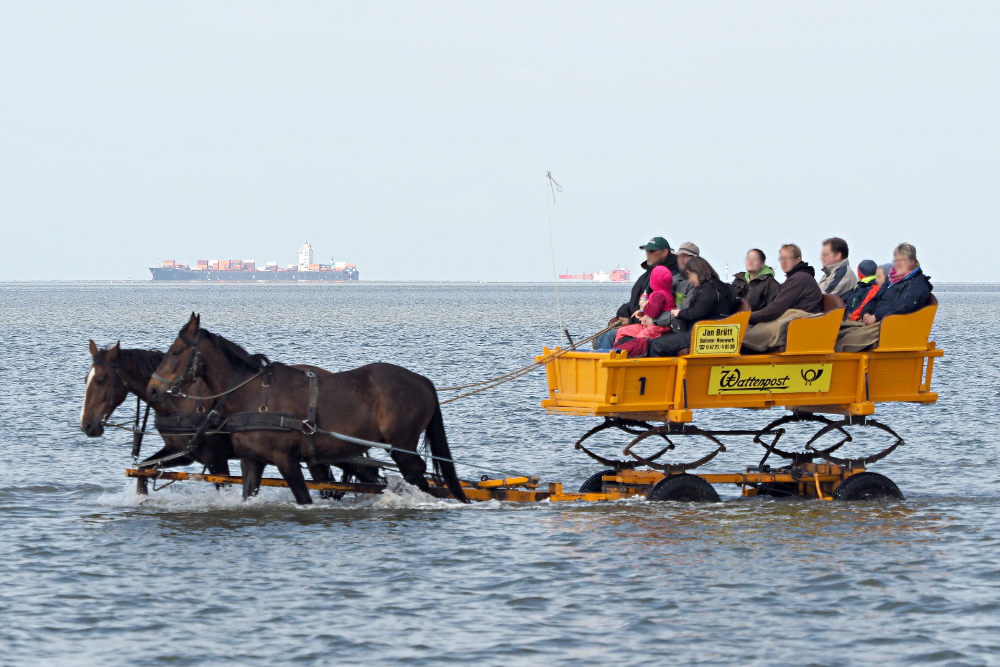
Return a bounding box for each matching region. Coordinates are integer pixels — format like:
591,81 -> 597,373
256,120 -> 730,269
1,2 -> 997,281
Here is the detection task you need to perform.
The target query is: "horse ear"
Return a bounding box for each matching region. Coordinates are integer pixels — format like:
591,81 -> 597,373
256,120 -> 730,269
107,341 -> 121,361
183,312 -> 200,336
89,339 -> 98,356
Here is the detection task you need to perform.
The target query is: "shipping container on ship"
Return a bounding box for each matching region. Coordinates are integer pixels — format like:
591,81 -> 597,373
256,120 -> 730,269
149,242 -> 359,282
558,265 -> 631,282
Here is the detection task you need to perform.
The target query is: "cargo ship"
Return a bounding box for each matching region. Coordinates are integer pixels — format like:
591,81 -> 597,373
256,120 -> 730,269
558,265 -> 631,282
149,242 -> 359,282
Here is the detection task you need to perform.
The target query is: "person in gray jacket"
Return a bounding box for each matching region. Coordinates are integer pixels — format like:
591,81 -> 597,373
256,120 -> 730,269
653,241 -> 700,331
672,242 -> 700,308
817,237 -> 857,298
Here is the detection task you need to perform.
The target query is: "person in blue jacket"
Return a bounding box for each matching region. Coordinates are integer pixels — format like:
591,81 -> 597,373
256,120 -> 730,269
861,243 -> 932,324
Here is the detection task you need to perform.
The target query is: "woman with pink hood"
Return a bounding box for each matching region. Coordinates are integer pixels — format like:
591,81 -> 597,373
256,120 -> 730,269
613,265 -> 675,357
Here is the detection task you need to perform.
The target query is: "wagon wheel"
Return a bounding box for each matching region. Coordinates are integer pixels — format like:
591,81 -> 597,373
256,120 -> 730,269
754,413 -> 852,466
573,418 -> 669,470
811,418 -> 904,468
625,425 -> 727,475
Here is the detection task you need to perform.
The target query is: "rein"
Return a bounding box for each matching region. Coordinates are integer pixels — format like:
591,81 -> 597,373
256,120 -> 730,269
152,329 -> 262,401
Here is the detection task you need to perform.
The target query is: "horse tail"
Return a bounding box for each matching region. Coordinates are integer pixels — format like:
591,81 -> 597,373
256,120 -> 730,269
425,402 -> 468,503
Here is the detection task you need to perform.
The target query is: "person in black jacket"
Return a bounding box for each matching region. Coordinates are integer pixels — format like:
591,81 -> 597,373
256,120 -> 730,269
748,244 -> 823,325
593,236 -> 679,349
862,243 -> 932,324
648,257 -> 737,357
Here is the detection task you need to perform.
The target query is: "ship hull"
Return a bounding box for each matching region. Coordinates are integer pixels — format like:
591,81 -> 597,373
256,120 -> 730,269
149,268 -> 359,282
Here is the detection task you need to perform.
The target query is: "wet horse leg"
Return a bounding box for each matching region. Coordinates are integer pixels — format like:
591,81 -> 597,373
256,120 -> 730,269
275,455 -> 313,504
387,435 -> 431,493
308,464 -> 337,500
202,448 -> 232,491
241,459 -> 266,500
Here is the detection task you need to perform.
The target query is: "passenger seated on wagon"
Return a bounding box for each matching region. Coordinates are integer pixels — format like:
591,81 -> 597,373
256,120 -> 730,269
817,237 -> 857,298
672,242 -> 701,308
593,236 -> 679,350
836,244 -> 933,352
647,257 -> 737,357
860,243 -> 932,324
612,265 -> 675,357
741,244 -> 824,353
841,259 -> 880,321
732,248 -> 780,311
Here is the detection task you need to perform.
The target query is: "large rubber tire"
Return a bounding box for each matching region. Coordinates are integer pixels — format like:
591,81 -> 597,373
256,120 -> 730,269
647,474 -> 720,502
832,472 -> 904,501
578,469 -> 616,493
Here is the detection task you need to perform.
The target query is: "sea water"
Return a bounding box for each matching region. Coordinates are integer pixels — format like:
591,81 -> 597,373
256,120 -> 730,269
0,283 -> 997,665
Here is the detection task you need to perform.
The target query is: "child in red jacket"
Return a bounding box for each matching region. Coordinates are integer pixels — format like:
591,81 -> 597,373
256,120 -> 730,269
614,265 -> 675,356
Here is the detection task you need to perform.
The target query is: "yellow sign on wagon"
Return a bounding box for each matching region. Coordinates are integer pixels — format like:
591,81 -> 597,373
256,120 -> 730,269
708,364 -> 833,395
692,323 -> 741,355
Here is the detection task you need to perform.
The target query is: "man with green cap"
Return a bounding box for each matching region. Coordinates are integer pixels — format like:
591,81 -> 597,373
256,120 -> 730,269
593,236 -> 680,349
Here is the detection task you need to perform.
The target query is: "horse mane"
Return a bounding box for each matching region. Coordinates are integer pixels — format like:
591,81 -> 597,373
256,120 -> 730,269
202,329 -> 270,373
116,348 -> 166,377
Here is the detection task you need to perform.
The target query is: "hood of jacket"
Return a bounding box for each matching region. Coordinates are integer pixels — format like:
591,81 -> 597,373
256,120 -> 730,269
742,265 -> 776,283
785,261 -> 816,279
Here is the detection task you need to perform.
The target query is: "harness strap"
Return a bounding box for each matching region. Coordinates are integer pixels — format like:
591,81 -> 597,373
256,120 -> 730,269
305,371 -> 318,463
259,366 -> 271,412
131,398 -> 151,460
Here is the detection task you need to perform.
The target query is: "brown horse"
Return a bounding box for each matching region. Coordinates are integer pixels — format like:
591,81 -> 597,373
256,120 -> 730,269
81,341 -> 361,497
146,314 -> 467,504
80,341 -> 234,494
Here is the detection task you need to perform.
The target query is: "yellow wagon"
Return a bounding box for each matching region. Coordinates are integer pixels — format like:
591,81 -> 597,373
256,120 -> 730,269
125,296 -> 943,504
538,295 -> 942,501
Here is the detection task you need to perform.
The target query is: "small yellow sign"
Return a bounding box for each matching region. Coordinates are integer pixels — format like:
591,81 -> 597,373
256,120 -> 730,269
708,364 -> 834,395
692,323 -> 741,355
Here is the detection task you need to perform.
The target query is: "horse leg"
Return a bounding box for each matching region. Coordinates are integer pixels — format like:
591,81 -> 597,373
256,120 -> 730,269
241,459 -> 266,500
387,437 -> 431,493
276,456 -> 313,505
309,464 -> 338,500
204,450 -> 232,491
340,462 -> 383,485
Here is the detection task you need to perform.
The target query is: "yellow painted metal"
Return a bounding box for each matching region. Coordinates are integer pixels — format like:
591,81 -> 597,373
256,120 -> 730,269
690,311 -> 750,356
126,468 -> 387,494
878,303 -> 938,352
782,309 -> 844,355
128,464 -> 864,503
706,363 -> 834,395
473,476 -> 535,488
540,306 -> 943,419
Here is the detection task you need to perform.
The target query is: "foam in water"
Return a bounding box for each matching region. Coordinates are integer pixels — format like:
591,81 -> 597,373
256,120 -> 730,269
96,475 -> 479,512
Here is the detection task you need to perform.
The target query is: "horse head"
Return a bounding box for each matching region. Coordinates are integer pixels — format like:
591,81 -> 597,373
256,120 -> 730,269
80,340 -> 128,437
146,313 -> 206,404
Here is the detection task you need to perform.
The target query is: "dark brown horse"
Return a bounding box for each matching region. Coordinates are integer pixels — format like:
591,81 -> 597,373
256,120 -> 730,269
146,314 -> 467,504
80,341 -> 234,494
81,341 -> 358,497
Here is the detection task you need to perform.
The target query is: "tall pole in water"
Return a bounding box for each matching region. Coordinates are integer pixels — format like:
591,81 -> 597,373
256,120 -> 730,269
546,171 -> 568,345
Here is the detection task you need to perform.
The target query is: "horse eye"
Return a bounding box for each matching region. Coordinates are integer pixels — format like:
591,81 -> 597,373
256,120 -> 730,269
95,377 -> 106,385
172,348 -> 182,356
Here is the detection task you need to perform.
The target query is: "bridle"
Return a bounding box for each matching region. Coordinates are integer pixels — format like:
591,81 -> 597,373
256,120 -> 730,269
151,330 -> 203,397
151,329 -> 262,402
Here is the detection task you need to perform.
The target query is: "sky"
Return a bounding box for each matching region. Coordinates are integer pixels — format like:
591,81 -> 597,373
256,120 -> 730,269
0,2 -> 997,282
